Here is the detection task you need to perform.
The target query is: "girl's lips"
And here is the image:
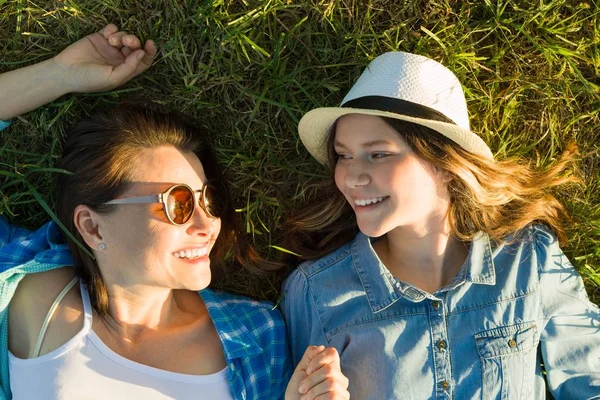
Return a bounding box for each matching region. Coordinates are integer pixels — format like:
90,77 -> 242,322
353,196 -> 388,207
353,196 -> 389,211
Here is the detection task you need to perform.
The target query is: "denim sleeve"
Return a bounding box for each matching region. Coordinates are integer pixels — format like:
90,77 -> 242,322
535,225 -> 600,398
280,266 -> 328,367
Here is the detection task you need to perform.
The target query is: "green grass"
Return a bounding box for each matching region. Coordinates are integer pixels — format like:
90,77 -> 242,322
1,0 -> 599,304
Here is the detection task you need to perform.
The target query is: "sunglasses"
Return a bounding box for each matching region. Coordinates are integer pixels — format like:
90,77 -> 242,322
104,183 -> 224,225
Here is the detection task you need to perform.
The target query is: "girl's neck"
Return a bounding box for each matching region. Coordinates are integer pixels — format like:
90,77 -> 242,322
372,220 -> 469,294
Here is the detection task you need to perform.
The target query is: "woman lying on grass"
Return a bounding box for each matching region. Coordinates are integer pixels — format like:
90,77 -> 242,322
0,24 -> 348,400
281,51 -> 600,399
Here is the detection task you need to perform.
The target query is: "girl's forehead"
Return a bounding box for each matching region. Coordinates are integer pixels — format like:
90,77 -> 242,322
334,114 -> 408,146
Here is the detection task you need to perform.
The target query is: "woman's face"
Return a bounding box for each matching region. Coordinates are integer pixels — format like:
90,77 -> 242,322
94,145 -> 221,291
333,114 -> 451,237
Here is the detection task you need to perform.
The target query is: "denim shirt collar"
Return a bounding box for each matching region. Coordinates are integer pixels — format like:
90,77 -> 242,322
352,231 -> 496,313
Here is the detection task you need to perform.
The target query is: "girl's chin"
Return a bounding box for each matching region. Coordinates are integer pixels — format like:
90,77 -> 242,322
357,223 -> 389,238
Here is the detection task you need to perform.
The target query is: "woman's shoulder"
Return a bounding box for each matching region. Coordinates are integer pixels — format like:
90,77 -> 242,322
8,267 -> 83,358
200,289 -> 289,369
10,267 -> 78,317
201,289 -> 285,329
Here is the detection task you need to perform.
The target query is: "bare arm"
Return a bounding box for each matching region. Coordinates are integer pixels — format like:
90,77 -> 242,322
0,23 -> 157,121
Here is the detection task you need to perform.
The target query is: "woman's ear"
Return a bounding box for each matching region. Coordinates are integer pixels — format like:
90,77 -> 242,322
73,205 -> 104,249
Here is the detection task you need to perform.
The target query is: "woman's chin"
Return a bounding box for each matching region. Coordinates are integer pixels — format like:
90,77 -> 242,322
182,277 -> 211,292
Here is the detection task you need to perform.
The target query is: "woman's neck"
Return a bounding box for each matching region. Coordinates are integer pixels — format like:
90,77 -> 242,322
99,285 -> 206,342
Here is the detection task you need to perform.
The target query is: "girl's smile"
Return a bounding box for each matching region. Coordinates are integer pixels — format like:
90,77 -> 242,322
333,113 -> 451,237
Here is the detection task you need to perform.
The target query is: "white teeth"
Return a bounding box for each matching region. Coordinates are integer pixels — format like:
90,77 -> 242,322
173,247 -> 208,259
354,197 -> 386,206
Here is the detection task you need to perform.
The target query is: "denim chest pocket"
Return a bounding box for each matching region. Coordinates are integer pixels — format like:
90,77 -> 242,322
474,322 -> 539,400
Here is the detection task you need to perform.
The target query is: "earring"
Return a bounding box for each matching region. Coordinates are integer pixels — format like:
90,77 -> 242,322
97,243 -> 106,251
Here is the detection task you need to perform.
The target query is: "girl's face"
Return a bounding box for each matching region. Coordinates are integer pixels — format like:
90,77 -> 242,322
93,145 -> 222,291
333,114 -> 451,237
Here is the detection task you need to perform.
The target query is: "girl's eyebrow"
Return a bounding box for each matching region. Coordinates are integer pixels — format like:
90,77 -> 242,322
334,139 -> 395,149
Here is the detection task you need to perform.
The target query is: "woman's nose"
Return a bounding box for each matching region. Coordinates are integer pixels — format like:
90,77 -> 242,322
187,201 -> 216,236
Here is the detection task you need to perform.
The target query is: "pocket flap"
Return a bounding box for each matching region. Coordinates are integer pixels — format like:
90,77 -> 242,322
474,322 -> 538,358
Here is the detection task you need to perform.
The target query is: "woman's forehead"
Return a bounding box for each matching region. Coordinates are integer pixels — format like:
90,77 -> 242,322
128,146 -> 207,188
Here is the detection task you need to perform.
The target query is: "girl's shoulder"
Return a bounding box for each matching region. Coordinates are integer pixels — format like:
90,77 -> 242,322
291,235 -> 359,279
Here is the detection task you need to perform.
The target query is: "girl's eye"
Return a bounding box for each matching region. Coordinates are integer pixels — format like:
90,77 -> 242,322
370,152 -> 388,160
336,153 -> 352,160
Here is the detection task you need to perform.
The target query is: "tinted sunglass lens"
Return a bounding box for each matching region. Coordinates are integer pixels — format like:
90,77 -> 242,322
203,183 -> 223,218
167,186 -> 194,224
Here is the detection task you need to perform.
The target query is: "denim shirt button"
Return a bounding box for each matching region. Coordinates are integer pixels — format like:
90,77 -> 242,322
440,381 -> 450,390
437,339 -> 447,350
508,338 -> 517,348
432,300 -> 441,310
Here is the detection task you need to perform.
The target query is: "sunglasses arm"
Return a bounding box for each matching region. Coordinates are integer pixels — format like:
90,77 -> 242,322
104,194 -> 161,205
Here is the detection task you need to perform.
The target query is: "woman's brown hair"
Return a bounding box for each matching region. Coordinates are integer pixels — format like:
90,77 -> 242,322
56,105 -> 273,316
282,117 -> 579,261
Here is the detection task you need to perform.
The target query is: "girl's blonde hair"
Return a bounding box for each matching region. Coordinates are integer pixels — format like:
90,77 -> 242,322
282,117 -> 579,260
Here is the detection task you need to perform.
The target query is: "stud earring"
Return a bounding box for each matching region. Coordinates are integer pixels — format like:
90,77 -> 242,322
97,243 -> 106,251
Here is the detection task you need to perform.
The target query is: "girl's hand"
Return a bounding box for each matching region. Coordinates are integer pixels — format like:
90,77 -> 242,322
285,345 -> 350,400
52,23 -> 157,93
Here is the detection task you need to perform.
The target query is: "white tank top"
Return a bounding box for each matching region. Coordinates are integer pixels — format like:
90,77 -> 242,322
8,281 -> 234,400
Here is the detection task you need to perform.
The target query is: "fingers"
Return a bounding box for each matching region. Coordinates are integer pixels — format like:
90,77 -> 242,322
119,35 -> 140,57
296,345 -> 328,370
99,23 -> 118,39
141,39 -> 157,67
107,30 -> 153,64
107,31 -> 128,49
110,50 -> 147,83
305,346 -> 340,375
297,347 -> 349,400
104,26 -> 156,71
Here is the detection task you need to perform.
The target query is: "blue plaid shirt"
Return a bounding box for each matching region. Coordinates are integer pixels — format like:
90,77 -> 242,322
0,216 -> 292,400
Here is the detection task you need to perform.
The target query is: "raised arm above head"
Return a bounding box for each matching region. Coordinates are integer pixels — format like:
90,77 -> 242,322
0,23 -> 157,121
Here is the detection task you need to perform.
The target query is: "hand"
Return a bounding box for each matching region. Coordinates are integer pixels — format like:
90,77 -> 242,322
52,23 -> 157,93
285,346 -> 350,400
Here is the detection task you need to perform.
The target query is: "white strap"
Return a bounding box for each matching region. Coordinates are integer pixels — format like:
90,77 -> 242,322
30,276 -> 79,358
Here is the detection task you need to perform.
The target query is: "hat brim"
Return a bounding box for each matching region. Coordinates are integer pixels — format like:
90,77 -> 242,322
298,107 -> 493,165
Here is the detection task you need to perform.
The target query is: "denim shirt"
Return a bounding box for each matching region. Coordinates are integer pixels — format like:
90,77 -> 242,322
281,224 -> 600,399
0,217 -> 292,400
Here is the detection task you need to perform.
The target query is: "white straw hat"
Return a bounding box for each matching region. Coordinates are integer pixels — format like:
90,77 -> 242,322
298,51 -> 493,164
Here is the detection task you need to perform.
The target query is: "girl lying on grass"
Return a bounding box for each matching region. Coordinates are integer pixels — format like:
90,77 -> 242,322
281,51 -> 600,399
0,24 -> 349,400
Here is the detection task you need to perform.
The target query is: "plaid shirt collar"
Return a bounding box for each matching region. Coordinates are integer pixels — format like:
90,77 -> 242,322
200,288 -> 264,360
